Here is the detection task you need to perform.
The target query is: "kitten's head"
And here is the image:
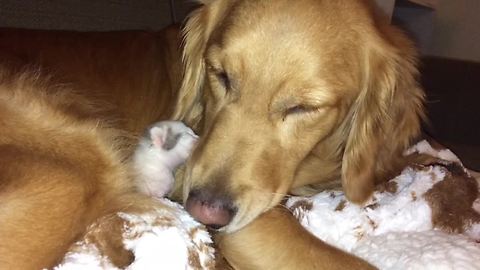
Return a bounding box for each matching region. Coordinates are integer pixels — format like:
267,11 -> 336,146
148,121 -> 199,160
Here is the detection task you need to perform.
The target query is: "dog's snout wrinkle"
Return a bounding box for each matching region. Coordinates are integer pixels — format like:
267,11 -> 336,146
185,188 -> 237,229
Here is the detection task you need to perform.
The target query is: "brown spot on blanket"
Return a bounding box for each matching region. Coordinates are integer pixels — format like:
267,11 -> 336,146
152,215 -> 175,227
367,216 -> 378,230
288,200 -> 313,221
366,203 -> 380,210
376,181 -> 398,194
424,162 -> 480,233
288,200 -> 313,213
84,214 -> 134,268
335,200 -> 347,211
411,191 -> 417,201
188,247 -> 202,269
186,226 -> 216,269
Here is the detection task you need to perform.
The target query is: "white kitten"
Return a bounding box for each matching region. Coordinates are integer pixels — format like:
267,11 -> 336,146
132,121 -> 198,198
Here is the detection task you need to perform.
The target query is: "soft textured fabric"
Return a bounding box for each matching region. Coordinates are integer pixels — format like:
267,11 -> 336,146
287,141 -> 480,270
55,141 -> 479,269
54,199 -> 215,270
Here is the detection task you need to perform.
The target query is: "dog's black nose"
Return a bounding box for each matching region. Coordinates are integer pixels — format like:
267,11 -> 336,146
185,189 -> 237,229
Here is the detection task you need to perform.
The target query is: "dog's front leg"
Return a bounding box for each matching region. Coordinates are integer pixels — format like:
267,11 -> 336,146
216,207 -> 376,270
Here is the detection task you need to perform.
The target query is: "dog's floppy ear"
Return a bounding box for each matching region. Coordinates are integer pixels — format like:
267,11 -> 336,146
172,0 -> 229,132
341,23 -> 425,204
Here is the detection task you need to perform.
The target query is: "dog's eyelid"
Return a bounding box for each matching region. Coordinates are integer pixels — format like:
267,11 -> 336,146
282,104 -> 326,121
216,70 -> 232,90
285,104 -> 319,114
286,105 -> 307,115
205,61 -> 232,91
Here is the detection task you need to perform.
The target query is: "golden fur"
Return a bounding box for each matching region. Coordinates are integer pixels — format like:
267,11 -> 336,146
0,0 -> 425,267
0,27 -> 182,269
173,0 -> 424,268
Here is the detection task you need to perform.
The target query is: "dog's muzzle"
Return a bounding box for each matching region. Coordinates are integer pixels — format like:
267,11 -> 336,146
185,188 -> 238,229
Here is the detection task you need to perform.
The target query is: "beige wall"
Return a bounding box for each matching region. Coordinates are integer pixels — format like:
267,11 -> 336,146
428,0 -> 480,62
392,0 -> 480,62
375,0 -> 396,19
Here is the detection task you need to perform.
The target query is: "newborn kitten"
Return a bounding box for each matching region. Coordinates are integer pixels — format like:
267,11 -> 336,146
132,121 -> 198,198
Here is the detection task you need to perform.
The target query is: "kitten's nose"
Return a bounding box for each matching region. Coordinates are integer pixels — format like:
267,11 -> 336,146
185,189 -> 237,229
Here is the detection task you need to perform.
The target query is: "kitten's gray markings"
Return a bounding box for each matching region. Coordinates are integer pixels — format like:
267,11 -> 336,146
163,127 -> 182,151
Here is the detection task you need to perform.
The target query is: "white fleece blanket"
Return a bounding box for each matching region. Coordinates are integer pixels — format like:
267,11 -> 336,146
54,199 -> 215,270
54,141 -> 480,269
287,140 -> 480,270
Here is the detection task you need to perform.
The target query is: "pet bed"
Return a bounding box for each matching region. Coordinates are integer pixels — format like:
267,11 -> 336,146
54,141 -> 480,269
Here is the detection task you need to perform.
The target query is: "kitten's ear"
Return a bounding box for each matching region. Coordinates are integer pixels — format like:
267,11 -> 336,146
150,126 -> 169,148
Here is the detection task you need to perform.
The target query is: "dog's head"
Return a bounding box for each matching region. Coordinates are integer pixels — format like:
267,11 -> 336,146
174,0 -> 424,232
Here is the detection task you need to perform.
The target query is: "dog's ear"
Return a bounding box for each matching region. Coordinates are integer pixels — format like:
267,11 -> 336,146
172,0 -> 228,132
341,22 -> 425,204
172,3 -> 208,130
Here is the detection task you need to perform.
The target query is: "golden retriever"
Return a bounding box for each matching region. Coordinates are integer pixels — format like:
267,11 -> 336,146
0,0 -> 424,268
0,27 -> 183,269
173,0 -> 424,268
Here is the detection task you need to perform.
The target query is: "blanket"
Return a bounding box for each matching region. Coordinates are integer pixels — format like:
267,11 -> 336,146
54,199 -> 215,270
287,140 -> 480,269
55,141 -> 480,269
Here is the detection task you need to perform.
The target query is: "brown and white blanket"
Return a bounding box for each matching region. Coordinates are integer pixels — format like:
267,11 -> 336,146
54,140 -> 480,270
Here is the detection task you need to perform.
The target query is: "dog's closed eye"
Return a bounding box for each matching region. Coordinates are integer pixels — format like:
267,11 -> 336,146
216,71 -> 231,90
285,105 -> 308,115
207,63 -> 232,91
283,104 -> 322,120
